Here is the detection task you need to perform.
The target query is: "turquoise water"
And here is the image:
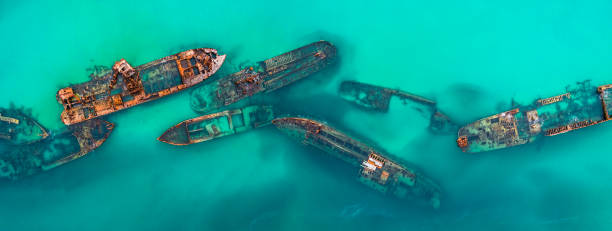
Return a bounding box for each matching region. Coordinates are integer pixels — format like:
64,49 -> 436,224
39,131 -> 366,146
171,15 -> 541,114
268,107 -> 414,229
2,0 -> 612,230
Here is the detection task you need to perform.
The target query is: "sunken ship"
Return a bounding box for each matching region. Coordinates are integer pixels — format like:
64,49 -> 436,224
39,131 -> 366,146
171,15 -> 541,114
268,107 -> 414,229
0,107 -> 48,145
272,117 -> 441,209
339,80 -> 457,134
190,41 -> 336,113
158,105 -> 275,145
0,119 -> 114,179
57,48 -> 226,125
457,81 -> 612,153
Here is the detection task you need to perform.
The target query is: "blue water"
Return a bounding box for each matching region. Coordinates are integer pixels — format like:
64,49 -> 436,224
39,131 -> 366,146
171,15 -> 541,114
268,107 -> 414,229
2,0 -> 612,230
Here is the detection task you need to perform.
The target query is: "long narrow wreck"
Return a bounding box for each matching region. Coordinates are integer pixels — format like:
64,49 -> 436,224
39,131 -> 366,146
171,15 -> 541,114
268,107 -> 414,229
158,105 -> 275,145
57,48 -> 226,125
0,107 -> 49,145
457,81 -> 612,153
272,117 -> 441,209
339,80 -> 457,134
0,119 -> 114,179
190,41 -> 336,113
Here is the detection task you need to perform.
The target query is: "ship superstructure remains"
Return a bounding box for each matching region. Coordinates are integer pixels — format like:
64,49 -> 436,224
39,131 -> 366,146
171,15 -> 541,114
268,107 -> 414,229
457,81 -> 612,153
158,105 -> 275,145
0,107 -> 48,145
0,119 -> 114,179
272,117 -> 441,209
190,41 -> 336,113
339,80 -> 457,134
57,48 -> 226,125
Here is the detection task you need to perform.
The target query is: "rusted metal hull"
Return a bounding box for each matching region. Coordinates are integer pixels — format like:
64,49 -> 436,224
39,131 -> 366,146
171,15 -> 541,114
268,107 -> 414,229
457,81 -> 612,153
158,105 -> 275,145
57,48 -> 226,125
190,41 -> 337,113
0,107 -> 48,145
272,117 -> 441,209
0,119 -> 114,180
339,80 -> 457,134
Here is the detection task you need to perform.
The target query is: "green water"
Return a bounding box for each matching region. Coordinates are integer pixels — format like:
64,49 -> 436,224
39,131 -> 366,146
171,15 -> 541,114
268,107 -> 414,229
2,0 -> 612,230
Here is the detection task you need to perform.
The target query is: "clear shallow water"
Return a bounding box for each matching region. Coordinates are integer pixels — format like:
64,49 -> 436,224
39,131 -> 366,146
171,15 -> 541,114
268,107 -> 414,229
2,0 -> 612,230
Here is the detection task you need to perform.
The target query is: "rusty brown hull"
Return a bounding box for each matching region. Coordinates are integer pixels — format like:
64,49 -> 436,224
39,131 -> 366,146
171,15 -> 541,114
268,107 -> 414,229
57,48 -> 226,125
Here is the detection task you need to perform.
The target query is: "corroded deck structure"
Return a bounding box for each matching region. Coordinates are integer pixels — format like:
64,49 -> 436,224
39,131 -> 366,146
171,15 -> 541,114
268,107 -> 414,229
0,107 -> 48,145
272,117 -> 441,209
190,41 -> 336,113
457,81 -> 612,153
57,48 -> 226,125
158,105 -> 275,145
0,119 -> 114,179
339,81 -> 457,134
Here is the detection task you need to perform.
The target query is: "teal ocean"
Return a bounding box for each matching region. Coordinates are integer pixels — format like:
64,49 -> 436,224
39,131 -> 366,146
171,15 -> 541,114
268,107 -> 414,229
2,0 -> 612,230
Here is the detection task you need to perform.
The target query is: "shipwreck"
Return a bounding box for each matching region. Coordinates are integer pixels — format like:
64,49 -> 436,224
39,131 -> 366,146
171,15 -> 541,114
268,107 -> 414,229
457,81 -> 612,153
0,119 -> 114,180
158,105 -> 275,145
57,48 -> 226,125
272,117 -> 441,209
190,41 -> 336,113
339,80 -> 457,134
0,107 -> 48,145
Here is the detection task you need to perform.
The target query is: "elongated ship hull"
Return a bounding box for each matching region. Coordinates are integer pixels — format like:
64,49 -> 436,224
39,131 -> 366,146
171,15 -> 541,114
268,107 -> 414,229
57,48 -> 226,125
457,81 -> 612,153
158,105 -> 275,145
272,117 -> 441,209
190,41 -> 336,113
0,119 -> 114,179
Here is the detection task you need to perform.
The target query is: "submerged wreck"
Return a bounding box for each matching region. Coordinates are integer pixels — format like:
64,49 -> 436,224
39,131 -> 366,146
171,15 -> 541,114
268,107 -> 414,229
190,41 -> 336,113
339,81 -> 457,134
0,107 -> 48,145
57,48 -> 226,125
0,119 -> 114,179
158,105 -> 275,145
272,117 -> 441,209
457,81 -> 612,153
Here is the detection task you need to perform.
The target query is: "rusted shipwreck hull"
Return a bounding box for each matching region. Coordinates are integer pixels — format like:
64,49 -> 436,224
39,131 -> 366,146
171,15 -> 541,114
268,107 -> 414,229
0,119 -> 114,180
57,48 -> 226,125
190,41 -> 336,113
0,107 -> 48,145
158,105 -> 275,145
457,81 -> 612,153
272,117 -> 441,209
339,80 -> 457,134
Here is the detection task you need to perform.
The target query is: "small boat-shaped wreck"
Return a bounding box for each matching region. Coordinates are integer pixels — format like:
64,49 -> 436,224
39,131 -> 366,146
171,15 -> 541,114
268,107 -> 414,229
272,117 -> 441,209
190,41 -> 336,113
0,119 -> 114,179
57,48 -> 226,125
0,107 -> 48,145
158,105 -> 275,145
339,80 -> 457,134
457,81 -> 612,153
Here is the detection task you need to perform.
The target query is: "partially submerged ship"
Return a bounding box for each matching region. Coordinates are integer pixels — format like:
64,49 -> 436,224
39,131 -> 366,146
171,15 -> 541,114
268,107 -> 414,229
190,41 -> 336,113
158,105 -> 275,145
57,48 -> 226,125
339,80 -> 457,134
0,107 -> 48,145
0,119 -> 114,180
457,81 -> 612,153
272,117 -> 441,209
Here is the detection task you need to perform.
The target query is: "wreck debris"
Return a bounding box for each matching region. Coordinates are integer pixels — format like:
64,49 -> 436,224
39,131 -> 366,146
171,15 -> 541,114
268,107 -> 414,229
158,105 -> 275,145
272,117 -> 441,209
457,80 -> 612,153
57,48 -> 226,125
0,119 -> 114,180
339,80 -> 458,134
190,41 -> 337,113
0,107 -> 48,145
